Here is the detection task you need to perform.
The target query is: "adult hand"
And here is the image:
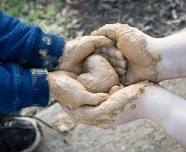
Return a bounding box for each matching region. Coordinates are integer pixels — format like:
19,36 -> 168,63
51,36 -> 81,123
58,36 -> 113,74
91,23 -> 161,84
48,71 -> 109,109
62,81 -> 153,128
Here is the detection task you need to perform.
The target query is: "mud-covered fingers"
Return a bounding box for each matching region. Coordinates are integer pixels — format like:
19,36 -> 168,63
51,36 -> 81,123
107,47 -> 124,59
62,102 -> 116,128
63,81 -> 154,128
92,24 -> 149,62
97,47 -> 127,82
109,84 -> 124,94
92,23 -> 132,40
75,36 -> 113,64
59,36 -> 113,73
98,47 -> 126,67
62,88 -> 124,127
49,71 -> 108,108
80,91 -> 109,107
76,36 -> 113,57
91,23 -> 124,40
62,94 -> 125,128
57,71 -> 78,78
88,36 -> 113,50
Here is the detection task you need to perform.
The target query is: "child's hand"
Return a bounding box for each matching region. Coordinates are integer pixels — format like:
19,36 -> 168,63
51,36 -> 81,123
58,36 -> 113,74
48,71 -> 108,109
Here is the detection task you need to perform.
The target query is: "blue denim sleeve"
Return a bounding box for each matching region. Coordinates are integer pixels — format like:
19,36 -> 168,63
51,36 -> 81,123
0,11 -> 65,70
0,63 -> 49,114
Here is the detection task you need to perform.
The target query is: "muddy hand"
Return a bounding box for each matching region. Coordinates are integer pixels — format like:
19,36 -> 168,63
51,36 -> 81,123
63,81 -> 154,128
96,47 -> 127,84
91,23 -> 161,84
58,36 -> 113,74
48,71 -> 109,109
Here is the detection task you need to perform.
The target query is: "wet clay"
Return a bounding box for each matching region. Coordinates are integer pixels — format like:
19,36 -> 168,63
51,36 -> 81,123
77,54 -> 119,93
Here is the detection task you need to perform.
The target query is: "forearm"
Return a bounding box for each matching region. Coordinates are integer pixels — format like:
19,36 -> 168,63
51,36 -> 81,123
136,85 -> 186,145
149,30 -> 186,81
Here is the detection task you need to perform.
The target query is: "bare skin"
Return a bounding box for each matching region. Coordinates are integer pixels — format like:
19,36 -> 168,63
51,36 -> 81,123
92,23 -> 186,84
63,81 -> 151,128
63,81 -> 186,146
49,30 -> 186,146
91,23 -> 161,84
152,29 -> 186,80
49,27 -> 186,146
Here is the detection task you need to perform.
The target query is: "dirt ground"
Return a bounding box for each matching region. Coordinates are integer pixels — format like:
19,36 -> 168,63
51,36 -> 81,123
54,0 -> 186,38
9,0 -> 186,151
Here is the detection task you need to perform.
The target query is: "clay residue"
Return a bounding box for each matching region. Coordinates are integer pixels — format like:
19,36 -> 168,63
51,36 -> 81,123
118,24 -> 161,83
64,81 -> 153,128
77,54 -> 119,93
48,71 -> 109,109
96,47 -> 127,84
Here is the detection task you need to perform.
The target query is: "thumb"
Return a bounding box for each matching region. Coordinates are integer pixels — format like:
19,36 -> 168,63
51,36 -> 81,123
124,64 -> 142,85
125,70 -> 139,85
91,23 -> 122,40
68,36 -> 113,65
80,92 -> 109,107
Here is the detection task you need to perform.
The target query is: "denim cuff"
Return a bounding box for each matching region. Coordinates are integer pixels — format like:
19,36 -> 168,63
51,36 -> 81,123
19,68 -> 49,109
25,28 -> 65,70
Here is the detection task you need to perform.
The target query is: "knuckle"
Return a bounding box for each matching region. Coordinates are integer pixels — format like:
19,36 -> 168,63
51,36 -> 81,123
93,35 -> 105,40
98,35 -> 108,41
123,24 -> 129,27
104,23 -> 112,27
102,23 -> 113,29
114,23 -> 122,26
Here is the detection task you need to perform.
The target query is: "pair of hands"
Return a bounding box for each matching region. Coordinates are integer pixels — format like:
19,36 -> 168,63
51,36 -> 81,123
49,23 -> 164,128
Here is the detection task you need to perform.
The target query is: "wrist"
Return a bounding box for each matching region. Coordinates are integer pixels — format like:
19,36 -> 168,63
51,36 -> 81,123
152,31 -> 186,81
136,84 -> 186,145
136,85 -> 176,125
136,84 -> 186,120
145,36 -> 163,82
114,81 -> 156,124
